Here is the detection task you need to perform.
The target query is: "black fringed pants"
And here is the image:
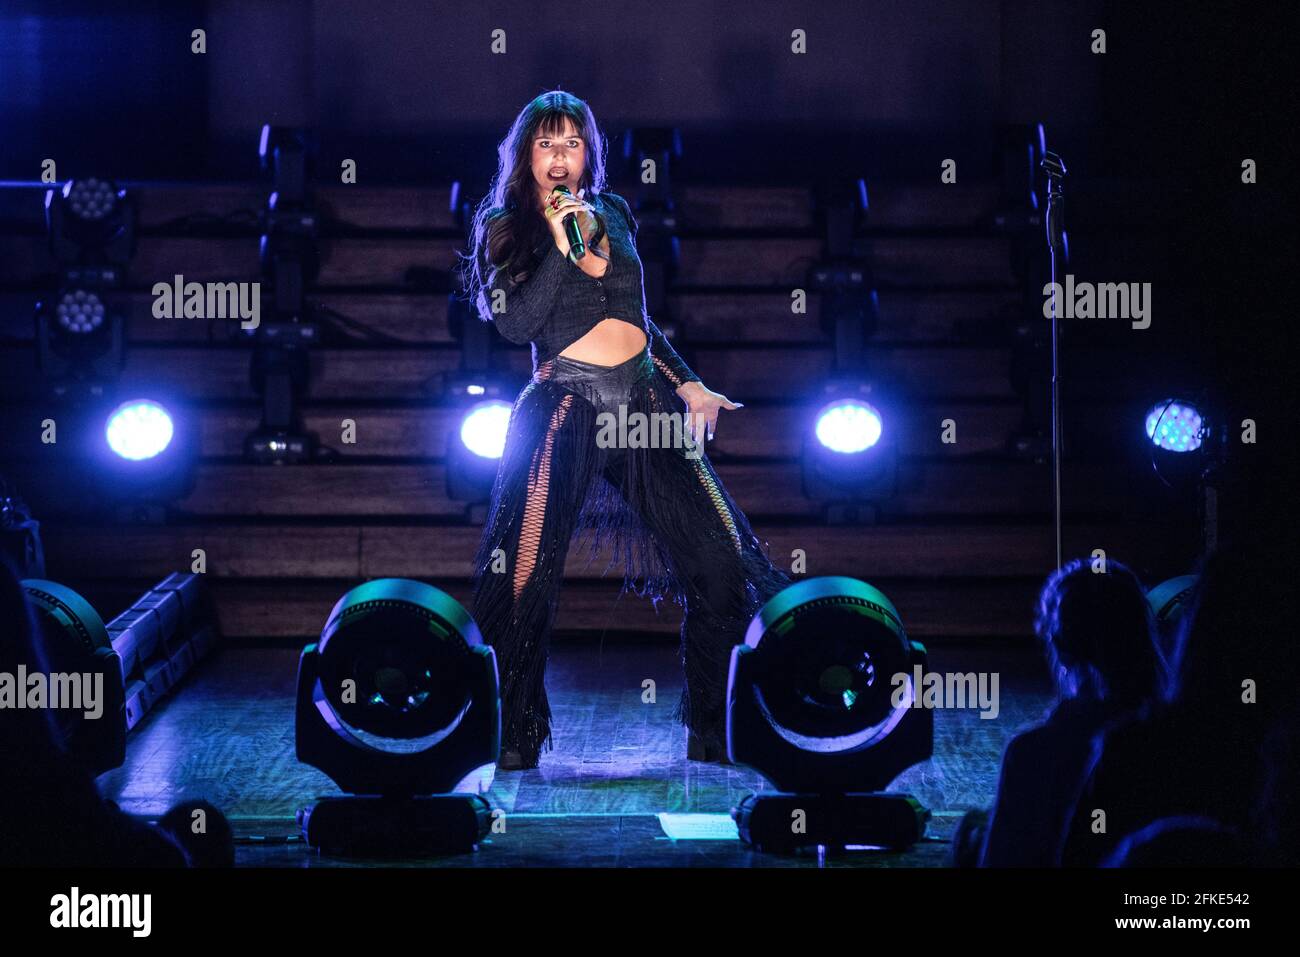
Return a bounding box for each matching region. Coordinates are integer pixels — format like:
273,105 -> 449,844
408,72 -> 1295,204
470,349 -> 792,766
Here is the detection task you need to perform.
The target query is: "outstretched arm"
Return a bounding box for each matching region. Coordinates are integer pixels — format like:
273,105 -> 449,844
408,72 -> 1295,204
606,190 -> 744,445
647,316 -> 702,389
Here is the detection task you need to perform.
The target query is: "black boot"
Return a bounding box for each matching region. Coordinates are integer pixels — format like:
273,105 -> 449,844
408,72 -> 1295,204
686,728 -> 732,765
497,714 -> 546,770
497,748 -> 537,771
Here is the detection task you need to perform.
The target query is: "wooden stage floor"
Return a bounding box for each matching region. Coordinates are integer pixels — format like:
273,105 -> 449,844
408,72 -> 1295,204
98,637 -> 1052,867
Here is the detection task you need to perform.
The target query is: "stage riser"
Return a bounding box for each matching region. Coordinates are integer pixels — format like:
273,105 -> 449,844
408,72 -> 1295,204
0,345 -> 1150,401
39,523 -> 1176,581
0,234 -> 1023,288
0,289 -> 1025,344
6,460 -> 1150,520
0,181 -> 1179,232
73,577 -> 1047,640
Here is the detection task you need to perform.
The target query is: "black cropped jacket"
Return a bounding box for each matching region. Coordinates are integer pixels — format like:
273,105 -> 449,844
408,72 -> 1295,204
485,191 -> 701,388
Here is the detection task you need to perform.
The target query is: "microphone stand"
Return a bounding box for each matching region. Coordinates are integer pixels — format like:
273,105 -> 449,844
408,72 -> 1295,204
1041,151 -> 1067,570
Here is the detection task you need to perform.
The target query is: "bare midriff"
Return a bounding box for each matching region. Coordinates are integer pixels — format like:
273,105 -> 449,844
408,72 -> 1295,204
556,230 -> 648,366
558,318 -> 648,365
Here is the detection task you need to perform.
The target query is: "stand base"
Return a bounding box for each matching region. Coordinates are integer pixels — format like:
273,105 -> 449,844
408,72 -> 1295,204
299,794 -> 494,857
733,792 -> 929,852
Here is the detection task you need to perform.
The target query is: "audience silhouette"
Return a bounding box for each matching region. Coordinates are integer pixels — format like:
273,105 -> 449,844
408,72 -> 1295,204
1060,543 -> 1293,867
968,558 -> 1169,867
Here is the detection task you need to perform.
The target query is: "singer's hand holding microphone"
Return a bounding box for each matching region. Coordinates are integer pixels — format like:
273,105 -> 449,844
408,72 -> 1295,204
544,185 -> 596,260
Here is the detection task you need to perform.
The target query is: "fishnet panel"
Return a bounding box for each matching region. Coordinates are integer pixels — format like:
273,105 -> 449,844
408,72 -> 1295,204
514,393 -> 575,600
652,355 -> 684,388
691,456 -> 743,554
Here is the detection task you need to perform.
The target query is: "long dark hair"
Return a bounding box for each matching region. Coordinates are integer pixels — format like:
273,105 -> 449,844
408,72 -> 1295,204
458,90 -> 612,323
1034,557 -> 1169,709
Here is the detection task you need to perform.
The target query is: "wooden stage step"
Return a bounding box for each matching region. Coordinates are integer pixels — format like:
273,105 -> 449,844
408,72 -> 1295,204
6,459 -> 1147,521
39,521 -> 1175,582
73,575 -> 1046,641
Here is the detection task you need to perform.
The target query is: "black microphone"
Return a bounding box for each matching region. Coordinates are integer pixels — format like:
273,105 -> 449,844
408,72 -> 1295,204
552,184 -> 586,259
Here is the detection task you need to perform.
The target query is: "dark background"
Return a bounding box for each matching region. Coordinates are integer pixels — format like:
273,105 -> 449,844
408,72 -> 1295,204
1,0 -> 1290,402
0,0 -> 1293,871
2,0 -> 1287,186
0,0 -> 1291,633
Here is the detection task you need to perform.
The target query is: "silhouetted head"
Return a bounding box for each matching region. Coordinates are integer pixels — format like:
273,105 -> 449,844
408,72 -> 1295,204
157,799 -> 235,867
1252,705 -> 1300,865
1035,557 -> 1168,708
1171,543 -> 1293,721
1101,816 -> 1252,867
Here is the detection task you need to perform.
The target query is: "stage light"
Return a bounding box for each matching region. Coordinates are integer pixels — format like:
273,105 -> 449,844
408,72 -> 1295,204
1148,574 -> 1198,627
21,579 -> 127,776
1147,574 -> 1198,662
40,178 -> 134,397
1138,391 -> 1234,551
18,573 -> 219,776
36,274 -> 127,395
728,576 -> 933,852
1001,126 -> 1055,464
1144,399 -> 1203,453
814,398 -> 883,453
45,178 -> 136,266
241,125 -> 322,465
459,400 -> 512,459
87,393 -> 197,518
801,382 -> 897,521
446,380 -> 517,507
54,289 -> 106,334
105,399 -> 175,461
64,178 -> 117,222
295,578 -> 498,855
6,393 -> 195,521
103,572 -> 221,732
